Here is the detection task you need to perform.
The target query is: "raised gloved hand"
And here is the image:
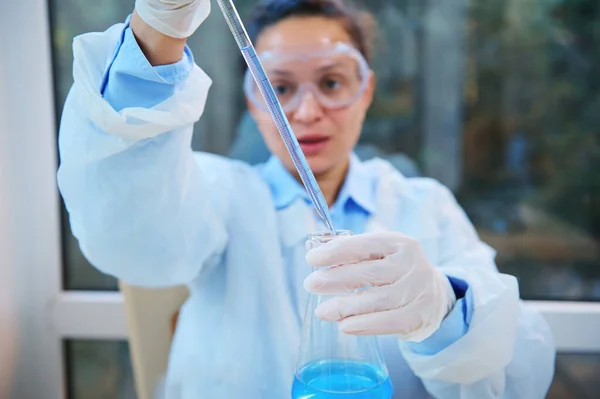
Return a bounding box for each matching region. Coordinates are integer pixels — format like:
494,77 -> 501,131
135,0 -> 211,38
304,231 -> 456,342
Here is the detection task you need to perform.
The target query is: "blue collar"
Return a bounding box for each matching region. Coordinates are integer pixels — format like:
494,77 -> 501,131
259,153 -> 376,214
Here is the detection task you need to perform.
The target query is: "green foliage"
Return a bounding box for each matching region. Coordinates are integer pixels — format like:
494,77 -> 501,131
50,0 -> 135,110
462,0 -> 599,236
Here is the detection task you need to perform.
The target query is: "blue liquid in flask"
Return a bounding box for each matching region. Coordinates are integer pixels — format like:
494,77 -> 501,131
292,360 -> 393,399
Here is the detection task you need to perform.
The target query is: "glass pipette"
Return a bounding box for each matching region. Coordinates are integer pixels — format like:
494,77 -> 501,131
215,0 -> 336,234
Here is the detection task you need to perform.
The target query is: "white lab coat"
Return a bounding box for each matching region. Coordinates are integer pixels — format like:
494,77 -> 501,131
57,23 -> 555,398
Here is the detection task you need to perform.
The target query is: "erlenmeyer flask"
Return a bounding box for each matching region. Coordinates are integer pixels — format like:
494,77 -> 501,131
292,230 -> 393,399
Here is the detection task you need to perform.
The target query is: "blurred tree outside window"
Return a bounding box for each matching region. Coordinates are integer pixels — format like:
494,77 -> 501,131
49,0 -> 599,397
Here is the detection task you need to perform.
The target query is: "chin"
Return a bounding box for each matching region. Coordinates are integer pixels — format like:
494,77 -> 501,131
306,155 -> 338,176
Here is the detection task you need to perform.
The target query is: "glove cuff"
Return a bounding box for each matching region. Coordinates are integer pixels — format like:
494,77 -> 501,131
135,0 -> 211,39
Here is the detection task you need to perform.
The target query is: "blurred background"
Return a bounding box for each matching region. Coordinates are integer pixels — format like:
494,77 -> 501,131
1,0 -> 600,398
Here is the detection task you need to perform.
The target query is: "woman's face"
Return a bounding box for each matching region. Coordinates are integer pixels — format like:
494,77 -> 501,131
249,16 -> 375,176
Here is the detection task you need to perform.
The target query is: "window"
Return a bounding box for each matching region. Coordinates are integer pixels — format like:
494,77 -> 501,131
66,340 -> 135,399
550,353 -> 600,399
51,0 -> 135,291
229,0 -> 600,301
51,0 -> 254,291
3,0 -> 598,397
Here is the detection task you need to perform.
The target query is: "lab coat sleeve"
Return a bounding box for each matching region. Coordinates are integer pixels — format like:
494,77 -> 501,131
57,21 -> 230,287
398,181 -> 556,398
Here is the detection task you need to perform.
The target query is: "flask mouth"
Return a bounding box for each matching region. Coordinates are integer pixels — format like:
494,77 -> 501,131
308,230 -> 352,245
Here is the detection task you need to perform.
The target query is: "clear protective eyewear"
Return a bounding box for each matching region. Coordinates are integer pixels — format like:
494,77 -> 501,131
244,42 -> 371,113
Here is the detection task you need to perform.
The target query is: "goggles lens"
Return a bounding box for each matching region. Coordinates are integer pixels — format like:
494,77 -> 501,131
244,43 -> 370,112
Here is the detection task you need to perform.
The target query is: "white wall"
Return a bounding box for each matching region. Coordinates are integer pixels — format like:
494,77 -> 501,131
0,2 -> 65,398
0,44 -> 17,399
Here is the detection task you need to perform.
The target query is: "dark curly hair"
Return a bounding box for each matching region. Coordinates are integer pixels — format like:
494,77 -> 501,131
245,0 -> 375,64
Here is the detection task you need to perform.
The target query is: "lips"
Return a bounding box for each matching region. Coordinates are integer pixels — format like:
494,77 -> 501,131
297,135 -> 330,155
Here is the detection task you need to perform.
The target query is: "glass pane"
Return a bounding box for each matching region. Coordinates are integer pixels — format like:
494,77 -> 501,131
64,343 -> 600,399
356,0 -> 600,301
52,0 -> 600,297
64,340 -> 600,399
548,353 -> 600,399
50,0 -> 252,290
50,1 -> 135,290
65,340 -> 135,399
228,1 -> 600,300
440,0 -> 600,301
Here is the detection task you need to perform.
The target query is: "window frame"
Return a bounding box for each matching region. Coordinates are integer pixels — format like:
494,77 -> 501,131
1,1 -> 599,398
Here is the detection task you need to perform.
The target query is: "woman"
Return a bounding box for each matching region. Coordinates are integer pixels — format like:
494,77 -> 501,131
57,0 -> 555,397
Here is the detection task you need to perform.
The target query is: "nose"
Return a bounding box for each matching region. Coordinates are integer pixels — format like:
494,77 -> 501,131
291,90 -> 324,124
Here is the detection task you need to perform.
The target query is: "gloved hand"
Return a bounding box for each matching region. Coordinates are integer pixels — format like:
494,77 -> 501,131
135,0 -> 211,38
304,231 -> 456,342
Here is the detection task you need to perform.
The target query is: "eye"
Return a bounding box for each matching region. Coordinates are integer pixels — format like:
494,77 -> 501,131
274,84 -> 288,95
272,81 -> 294,97
325,79 -> 340,89
321,76 -> 343,91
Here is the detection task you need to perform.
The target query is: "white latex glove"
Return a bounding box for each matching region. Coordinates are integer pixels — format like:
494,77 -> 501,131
135,0 -> 211,38
304,231 -> 456,342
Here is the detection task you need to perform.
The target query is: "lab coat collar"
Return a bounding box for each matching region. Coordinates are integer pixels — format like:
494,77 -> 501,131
342,153 -> 377,215
261,153 -> 376,214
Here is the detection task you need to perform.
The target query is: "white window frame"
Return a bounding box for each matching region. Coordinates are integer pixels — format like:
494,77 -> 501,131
1,1 -> 599,398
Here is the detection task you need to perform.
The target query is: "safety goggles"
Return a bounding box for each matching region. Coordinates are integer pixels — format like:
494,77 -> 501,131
244,42 -> 371,113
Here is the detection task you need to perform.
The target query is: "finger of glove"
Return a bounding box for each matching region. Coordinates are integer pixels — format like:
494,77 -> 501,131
306,232 -> 412,267
304,259 -> 401,295
338,306 -> 433,339
314,283 -> 419,322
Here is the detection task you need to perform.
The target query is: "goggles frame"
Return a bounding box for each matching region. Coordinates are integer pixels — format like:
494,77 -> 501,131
243,42 -> 371,113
